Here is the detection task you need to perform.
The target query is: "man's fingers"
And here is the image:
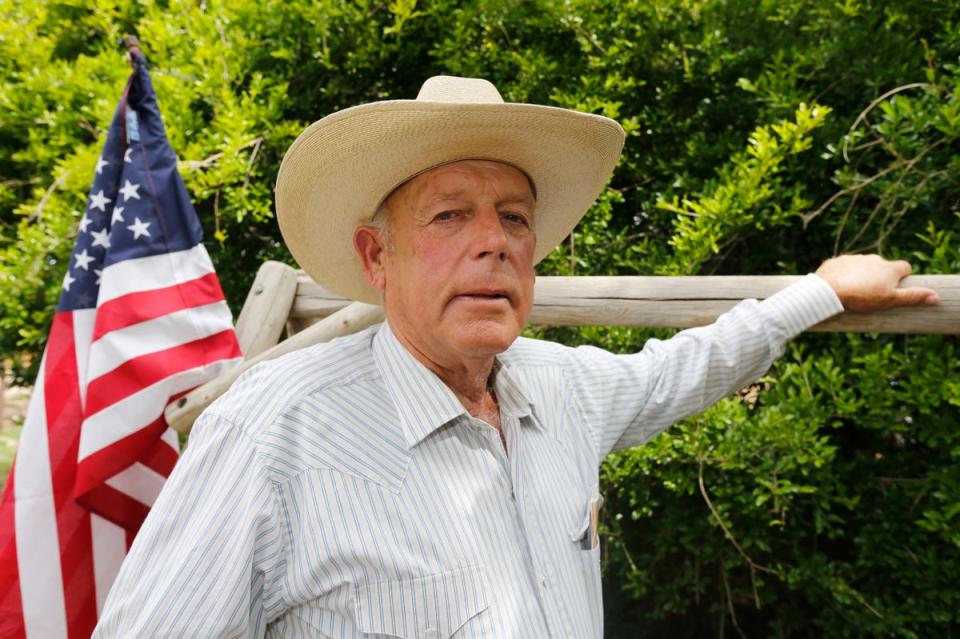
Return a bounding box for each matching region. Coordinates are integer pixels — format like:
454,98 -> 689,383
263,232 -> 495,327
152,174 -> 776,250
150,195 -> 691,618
891,259 -> 913,280
891,286 -> 939,308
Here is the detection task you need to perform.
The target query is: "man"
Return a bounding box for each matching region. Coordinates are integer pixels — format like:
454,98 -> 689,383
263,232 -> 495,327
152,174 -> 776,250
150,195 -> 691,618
94,76 -> 938,638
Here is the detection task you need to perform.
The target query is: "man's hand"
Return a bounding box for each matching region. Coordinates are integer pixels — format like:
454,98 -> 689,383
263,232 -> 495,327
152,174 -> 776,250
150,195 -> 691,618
815,254 -> 940,312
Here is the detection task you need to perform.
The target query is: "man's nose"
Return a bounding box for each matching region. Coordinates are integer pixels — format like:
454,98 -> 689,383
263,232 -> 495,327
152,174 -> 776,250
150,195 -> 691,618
472,206 -> 509,261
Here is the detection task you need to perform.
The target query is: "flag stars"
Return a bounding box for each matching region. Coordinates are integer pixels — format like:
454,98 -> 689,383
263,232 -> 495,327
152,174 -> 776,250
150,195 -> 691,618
94,268 -> 102,285
74,249 -> 95,271
124,148 -> 133,163
111,205 -> 125,225
119,180 -> 141,202
78,214 -> 92,233
95,155 -> 109,175
62,271 -> 76,292
127,217 -> 152,240
89,189 -> 111,212
90,227 -> 111,250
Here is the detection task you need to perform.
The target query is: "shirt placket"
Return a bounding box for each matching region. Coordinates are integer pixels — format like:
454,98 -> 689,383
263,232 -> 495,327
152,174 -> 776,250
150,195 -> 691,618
470,413 -> 567,638
510,414 -> 575,638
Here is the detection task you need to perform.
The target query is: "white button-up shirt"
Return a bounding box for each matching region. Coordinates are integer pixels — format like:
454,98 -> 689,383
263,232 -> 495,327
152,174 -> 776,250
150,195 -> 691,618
94,275 -> 842,638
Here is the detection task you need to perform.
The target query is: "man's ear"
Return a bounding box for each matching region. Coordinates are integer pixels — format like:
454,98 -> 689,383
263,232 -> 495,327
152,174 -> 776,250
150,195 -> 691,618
353,226 -> 387,291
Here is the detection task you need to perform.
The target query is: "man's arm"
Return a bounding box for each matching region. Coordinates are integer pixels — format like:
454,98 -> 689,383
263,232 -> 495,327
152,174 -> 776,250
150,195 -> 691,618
564,255 -> 938,462
93,412 -> 286,638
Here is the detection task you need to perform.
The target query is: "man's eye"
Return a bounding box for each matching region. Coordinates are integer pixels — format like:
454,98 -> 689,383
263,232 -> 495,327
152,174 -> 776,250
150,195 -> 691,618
434,210 -> 459,221
503,213 -> 530,227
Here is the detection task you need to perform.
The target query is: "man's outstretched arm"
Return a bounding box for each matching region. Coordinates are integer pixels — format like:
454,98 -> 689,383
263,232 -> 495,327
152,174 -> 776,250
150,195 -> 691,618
564,255 -> 939,460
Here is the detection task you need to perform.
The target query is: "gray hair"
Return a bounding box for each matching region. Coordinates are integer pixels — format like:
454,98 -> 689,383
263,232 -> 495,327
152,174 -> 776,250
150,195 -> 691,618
365,199 -> 394,250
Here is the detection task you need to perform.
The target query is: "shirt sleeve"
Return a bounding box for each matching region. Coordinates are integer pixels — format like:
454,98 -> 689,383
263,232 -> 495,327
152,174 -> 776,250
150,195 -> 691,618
563,274 -> 844,462
92,411 -> 287,639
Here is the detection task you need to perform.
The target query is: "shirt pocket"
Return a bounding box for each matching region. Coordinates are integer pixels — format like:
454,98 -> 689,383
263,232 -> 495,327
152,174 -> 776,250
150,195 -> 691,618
570,492 -> 604,551
354,565 -> 490,638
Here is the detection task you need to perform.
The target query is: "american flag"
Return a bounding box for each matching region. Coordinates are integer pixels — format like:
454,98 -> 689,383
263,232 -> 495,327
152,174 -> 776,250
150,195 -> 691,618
0,51 -> 242,637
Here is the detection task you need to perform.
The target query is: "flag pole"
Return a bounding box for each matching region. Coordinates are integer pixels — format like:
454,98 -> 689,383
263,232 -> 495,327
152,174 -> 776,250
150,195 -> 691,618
122,35 -> 142,63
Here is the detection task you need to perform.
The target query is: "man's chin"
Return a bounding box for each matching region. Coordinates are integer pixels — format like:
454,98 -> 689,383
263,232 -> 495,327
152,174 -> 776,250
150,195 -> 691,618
448,319 -> 523,357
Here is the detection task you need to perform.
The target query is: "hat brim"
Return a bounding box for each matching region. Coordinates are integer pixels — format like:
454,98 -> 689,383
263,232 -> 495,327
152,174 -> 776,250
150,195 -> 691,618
276,100 -> 625,304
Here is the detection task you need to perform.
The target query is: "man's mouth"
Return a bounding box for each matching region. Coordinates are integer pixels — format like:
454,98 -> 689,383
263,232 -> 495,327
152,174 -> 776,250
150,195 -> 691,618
457,290 -> 510,302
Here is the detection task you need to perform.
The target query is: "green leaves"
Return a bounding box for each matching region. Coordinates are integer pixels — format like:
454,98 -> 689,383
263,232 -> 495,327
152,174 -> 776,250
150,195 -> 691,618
656,103 -> 831,275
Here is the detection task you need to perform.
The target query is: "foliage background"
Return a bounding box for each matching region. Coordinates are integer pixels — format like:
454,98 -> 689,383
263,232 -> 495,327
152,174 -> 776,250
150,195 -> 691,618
1,0 -> 959,636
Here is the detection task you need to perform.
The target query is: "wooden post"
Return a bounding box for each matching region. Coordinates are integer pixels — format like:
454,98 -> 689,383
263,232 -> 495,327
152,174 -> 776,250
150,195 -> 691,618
233,261 -> 299,358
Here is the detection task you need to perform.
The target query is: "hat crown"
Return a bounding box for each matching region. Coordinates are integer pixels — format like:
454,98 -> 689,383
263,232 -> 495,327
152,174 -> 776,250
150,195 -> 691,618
416,75 -> 504,104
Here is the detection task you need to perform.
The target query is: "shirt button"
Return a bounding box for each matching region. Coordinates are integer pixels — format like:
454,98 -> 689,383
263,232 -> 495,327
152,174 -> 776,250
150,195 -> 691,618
424,629 -> 437,639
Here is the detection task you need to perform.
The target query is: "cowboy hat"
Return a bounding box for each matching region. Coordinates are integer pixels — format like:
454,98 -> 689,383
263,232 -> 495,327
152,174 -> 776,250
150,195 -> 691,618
275,75 -> 625,304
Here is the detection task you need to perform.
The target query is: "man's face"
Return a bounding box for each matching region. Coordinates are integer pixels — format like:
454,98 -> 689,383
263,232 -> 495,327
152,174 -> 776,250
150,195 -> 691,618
363,159 -> 537,366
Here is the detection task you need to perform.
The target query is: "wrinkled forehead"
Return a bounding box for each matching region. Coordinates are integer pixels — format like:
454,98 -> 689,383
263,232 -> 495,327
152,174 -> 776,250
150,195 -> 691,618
379,159 -> 538,213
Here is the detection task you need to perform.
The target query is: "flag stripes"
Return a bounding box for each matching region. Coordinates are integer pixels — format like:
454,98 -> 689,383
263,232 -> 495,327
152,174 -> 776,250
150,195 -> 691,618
0,466 -> 26,639
10,356 -> 76,639
89,515 -> 126,615
78,359 -> 236,461
92,272 -> 226,340
86,302 -> 234,382
85,328 -> 239,416
97,245 -> 217,305
74,416 -> 172,496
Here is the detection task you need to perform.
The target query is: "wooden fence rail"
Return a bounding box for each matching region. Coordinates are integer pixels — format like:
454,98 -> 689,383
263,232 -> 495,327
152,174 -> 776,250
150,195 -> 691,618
293,273 -> 960,334
164,262 -> 960,433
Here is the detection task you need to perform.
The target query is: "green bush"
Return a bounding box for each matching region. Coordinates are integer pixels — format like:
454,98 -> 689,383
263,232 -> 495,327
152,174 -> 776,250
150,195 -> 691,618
1,0 -> 958,635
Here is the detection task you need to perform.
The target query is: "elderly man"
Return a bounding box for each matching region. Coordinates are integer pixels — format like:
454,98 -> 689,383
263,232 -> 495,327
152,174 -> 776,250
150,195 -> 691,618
94,76 -> 937,638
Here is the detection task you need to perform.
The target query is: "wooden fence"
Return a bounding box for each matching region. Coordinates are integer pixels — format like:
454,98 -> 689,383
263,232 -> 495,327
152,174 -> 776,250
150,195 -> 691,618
164,261 -> 960,433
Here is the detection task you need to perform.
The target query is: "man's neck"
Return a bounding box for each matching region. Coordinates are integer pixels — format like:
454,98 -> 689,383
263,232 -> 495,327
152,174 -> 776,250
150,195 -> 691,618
388,322 -> 503,429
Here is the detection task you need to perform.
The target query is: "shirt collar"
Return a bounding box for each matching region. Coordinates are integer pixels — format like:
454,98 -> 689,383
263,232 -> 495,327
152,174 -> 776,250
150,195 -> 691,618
372,322 -> 538,448
373,321 -> 467,448
491,360 -> 535,421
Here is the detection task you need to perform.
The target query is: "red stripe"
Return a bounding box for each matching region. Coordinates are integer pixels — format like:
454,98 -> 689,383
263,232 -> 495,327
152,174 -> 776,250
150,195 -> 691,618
85,328 -> 241,417
44,313 -> 98,639
74,415 -> 168,503
92,272 -> 226,341
138,390 -> 187,478
140,436 -> 179,478
0,462 -> 27,639
75,483 -> 150,537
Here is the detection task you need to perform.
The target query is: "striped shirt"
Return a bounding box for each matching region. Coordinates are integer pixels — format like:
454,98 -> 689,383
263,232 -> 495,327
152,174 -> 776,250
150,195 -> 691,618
93,274 -> 842,638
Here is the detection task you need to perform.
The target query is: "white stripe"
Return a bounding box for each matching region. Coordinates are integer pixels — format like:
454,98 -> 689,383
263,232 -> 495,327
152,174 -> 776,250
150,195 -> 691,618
14,355 -> 69,639
97,244 -> 215,304
161,426 -> 180,452
73,308 -> 96,410
87,300 -> 235,382
104,462 -> 167,507
91,513 -> 127,616
78,357 -> 241,460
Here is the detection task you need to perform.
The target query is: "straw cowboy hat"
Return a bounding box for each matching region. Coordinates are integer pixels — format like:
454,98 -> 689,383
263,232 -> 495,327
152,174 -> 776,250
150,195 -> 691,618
275,75 -> 625,304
